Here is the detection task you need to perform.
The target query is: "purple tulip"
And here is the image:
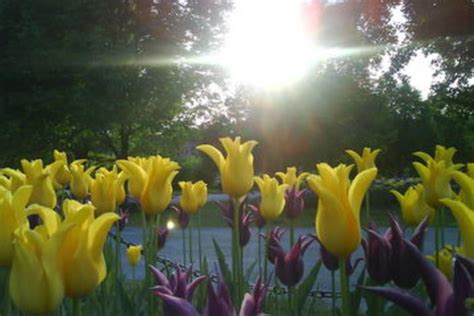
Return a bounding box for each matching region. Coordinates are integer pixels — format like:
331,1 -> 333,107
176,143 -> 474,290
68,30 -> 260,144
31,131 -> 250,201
239,276 -> 270,316
270,234 -> 313,288
248,204 -> 266,229
263,227 -> 286,264
150,264 -> 206,316
284,187 -> 306,219
173,206 -> 190,229
362,222 -> 392,284
118,209 -> 129,231
156,227 -> 169,250
313,236 -> 360,274
364,240 -> 474,316
389,214 -> 428,289
217,199 -> 253,247
203,268 -> 236,316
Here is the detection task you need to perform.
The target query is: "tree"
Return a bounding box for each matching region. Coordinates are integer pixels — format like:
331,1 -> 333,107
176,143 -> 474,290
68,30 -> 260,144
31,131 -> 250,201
0,0 -> 231,164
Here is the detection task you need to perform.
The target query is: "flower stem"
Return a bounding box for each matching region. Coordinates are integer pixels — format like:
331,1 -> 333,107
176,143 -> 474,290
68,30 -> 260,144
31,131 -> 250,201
339,258 -> 350,316
440,207 -> 445,246
182,228 -> 187,266
290,219 -> 295,248
331,270 -> 336,316
365,191 -> 371,225
115,221 -> 121,276
435,210 -> 441,267
288,286 -> 294,316
258,227 -> 262,277
264,225 -> 269,282
232,197 -> 243,304
73,298 -> 81,316
198,212 -> 202,270
189,220 -> 193,264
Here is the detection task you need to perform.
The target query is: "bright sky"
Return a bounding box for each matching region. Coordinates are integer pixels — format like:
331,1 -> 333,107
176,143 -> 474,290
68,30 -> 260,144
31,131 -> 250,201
220,0 -> 437,98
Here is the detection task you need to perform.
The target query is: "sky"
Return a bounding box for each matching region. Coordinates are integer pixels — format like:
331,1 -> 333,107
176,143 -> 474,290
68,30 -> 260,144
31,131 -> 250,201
221,0 -> 439,99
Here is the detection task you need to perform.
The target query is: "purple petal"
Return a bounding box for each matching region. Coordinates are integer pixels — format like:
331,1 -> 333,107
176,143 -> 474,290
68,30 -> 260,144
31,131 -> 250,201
239,294 -> 256,316
453,258 -> 474,316
150,265 -> 171,289
186,275 -> 207,302
404,240 -> 453,310
155,292 -> 200,316
363,286 -> 432,316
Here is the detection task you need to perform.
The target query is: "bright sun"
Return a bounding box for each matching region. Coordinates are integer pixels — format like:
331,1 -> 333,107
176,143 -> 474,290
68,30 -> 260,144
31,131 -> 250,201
218,0 -> 318,89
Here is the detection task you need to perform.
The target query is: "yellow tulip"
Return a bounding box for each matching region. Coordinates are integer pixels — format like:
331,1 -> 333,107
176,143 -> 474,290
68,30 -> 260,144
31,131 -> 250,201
1,168 -> 26,192
254,174 -> 288,221
413,160 -> 461,208
197,137 -> 258,198
467,163 -> 474,178
9,224 -> 73,314
275,167 -> 308,191
414,145 -> 458,168
179,181 -> 208,215
441,199 -> 474,259
345,147 -> 382,173
127,244 -> 143,266
48,150 -> 72,188
452,170 -> 474,210
70,161 -> 95,199
307,163 -> 377,258
426,245 -> 459,280
117,156 -> 180,215
115,170 -> 128,205
0,174 -> 11,190
391,184 -> 435,226
90,167 -> 119,215
21,159 -> 59,208
0,185 -> 32,267
60,199 -> 119,297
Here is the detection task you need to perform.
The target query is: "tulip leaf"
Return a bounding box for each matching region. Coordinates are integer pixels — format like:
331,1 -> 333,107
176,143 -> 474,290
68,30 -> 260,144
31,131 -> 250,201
196,257 -> 209,311
116,278 -> 135,314
351,264 -> 366,312
212,238 -> 234,295
295,259 -> 322,313
245,259 -> 258,281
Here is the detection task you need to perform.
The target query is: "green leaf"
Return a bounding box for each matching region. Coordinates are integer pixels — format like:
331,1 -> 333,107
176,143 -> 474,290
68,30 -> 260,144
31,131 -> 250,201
295,260 -> 322,313
212,238 -> 233,296
196,257 -> 209,311
351,264 -> 366,312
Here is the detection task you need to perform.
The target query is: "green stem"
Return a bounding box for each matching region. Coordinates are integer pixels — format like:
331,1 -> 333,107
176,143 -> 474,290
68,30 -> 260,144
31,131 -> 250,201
182,228 -> 187,265
198,212 -> 202,270
115,222 -> 121,276
339,258 -> 350,316
331,270 -> 336,316
288,286 -> 293,316
435,210 -> 441,267
258,227 -> 262,277
189,220 -> 193,264
264,225 -> 269,282
232,197 -> 243,304
290,219 -> 295,248
365,191 -> 371,225
440,207 -> 445,246
132,266 -> 136,282
73,298 -> 81,316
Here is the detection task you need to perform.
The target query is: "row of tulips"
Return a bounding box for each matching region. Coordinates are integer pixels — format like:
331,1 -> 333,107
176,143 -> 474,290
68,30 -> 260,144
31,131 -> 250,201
0,138 -> 473,315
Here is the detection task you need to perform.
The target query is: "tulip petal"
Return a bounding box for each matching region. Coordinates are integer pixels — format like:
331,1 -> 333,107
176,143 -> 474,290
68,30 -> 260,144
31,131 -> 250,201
441,199 -> 474,258
196,144 -> 225,172
362,286 -> 432,316
348,167 -> 377,221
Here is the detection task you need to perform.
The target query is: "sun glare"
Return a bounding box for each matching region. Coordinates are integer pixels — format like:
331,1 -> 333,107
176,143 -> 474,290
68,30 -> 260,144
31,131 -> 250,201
219,0 -> 318,89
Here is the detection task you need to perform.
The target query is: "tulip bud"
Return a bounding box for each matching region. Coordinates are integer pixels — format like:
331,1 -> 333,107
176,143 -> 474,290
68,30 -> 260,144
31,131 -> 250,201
283,187 -> 306,220
118,209 -> 129,231
127,245 -> 143,267
197,137 -> 257,199
389,214 -> 428,288
173,206 -> 190,229
362,223 -> 392,284
248,204 -> 266,228
156,227 -> 169,250
272,235 -> 313,288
